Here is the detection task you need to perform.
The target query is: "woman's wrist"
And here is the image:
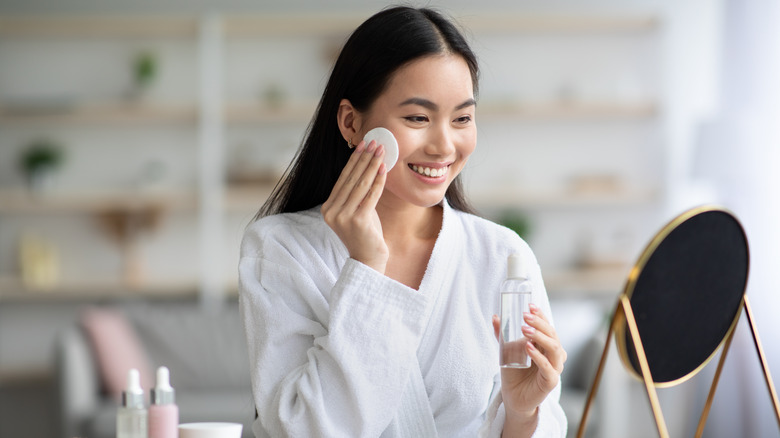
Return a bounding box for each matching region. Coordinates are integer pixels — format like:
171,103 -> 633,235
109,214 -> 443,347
352,253 -> 387,275
502,406 -> 539,438
343,248 -> 385,276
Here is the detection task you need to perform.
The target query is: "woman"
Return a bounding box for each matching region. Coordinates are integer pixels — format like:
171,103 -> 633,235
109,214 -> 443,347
239,6 -> 567,437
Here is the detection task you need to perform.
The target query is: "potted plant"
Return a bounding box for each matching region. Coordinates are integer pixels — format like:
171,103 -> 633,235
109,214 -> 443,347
498,210 -> 532,240
135,51 -> 156,87
19,139 -> 64,194
128,50 -> 158,100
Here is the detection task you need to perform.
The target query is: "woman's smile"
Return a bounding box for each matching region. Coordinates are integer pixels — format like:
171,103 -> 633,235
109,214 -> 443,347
408,163 -> 451,182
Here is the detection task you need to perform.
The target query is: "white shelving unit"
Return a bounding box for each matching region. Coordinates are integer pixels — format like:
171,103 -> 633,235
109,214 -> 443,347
0,15 -> 204,300
0,11 -> 666,301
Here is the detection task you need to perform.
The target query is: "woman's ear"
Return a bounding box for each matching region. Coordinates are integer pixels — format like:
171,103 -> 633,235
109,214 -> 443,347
337,99 -> 362,146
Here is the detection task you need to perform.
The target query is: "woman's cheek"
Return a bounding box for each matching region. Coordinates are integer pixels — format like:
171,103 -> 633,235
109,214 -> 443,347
394,132 -> 421,159
458,130 -> 477,158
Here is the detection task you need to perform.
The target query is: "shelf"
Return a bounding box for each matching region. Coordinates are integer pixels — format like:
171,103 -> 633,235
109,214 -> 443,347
224,100 -> 657,125
0,101 -> 199,126
0,13 -> 658,39
225,101 -> 316,125
471,187 -> 658,210
544,265 -> 629,298
0,275 -> 199,302
460,14 -> 659,33
478,101 -> 657,120
225,185 -> 658,213
224,184 -> 276,212
0,13 -> 658,40
227,184 -> 658,212
223,14 -> 365,37
221,13 -> 658,37
0,100 -> 655,126
0,189 -> 197,214
0,16 -> 199,38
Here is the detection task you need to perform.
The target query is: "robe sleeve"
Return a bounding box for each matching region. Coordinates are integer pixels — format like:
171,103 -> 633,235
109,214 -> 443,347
239,251 -> 430,438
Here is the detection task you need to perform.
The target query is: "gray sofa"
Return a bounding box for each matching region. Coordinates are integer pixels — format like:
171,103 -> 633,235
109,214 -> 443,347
55,301 -> 255,438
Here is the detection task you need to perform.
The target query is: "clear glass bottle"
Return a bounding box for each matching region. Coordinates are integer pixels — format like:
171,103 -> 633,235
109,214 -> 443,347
117,368 -> 148,438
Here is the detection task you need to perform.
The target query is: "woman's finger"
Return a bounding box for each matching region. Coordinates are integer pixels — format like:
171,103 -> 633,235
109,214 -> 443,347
355,161 -> 387,213
526,342 -> 560,391
328,140 -> 367,201
326,140 -> 374,209
323,142 -> 366,215
328,141 -> 383,213
523,306 -> 566,371
522,325 -> 566,372
524,305 -> 557,338
338,143 -> 386,214
327,140 -> 375,209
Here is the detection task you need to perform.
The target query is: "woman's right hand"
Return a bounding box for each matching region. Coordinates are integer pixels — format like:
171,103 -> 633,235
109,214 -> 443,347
321,140 -> 389,273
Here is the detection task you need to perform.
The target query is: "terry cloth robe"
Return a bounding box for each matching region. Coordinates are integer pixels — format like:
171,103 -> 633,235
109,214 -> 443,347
239,201 -> 567,438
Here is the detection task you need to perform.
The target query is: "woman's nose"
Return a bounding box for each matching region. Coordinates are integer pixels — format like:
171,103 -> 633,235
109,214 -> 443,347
424,125 -> 457,157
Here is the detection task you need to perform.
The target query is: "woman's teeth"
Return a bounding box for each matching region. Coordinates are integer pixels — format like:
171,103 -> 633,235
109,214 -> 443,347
410,164 -> 448,177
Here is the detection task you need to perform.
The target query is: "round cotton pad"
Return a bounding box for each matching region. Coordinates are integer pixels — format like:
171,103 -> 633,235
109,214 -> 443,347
363,127 -> 399,171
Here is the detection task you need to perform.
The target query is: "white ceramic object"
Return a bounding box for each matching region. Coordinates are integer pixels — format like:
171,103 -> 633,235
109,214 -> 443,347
178,422 -> 243,438
363,127 -> 399,171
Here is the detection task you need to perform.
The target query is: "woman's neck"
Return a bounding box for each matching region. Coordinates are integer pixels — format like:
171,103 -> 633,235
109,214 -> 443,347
376,196 -> 443,289
376,197 -> 443,244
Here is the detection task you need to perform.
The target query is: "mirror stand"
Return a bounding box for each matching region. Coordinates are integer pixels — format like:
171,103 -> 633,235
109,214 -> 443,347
694,295 -> 780,437
576,294 -> 668,438
576,294 -> 780,438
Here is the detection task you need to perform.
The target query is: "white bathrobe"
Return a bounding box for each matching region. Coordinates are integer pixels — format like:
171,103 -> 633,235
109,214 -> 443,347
238,201 -> 567,438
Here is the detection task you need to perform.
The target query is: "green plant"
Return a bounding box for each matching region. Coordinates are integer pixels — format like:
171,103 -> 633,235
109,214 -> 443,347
498,210 -> 532,240
134,51 -> 157,88
19,139 -> 64,174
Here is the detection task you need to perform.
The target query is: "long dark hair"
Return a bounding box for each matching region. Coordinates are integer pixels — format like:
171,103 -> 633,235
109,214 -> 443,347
255,6 -> 479,219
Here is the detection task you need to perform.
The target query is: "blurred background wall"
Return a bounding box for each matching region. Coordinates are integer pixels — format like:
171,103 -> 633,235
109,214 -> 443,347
0,0 -> 777,437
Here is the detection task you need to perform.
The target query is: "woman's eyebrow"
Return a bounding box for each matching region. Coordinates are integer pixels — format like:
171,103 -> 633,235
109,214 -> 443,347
455,98 -> 477,110
399,97 -> 476,111
400,97 -> 438,110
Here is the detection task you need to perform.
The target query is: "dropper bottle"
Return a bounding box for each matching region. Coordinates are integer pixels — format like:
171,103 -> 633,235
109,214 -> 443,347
117,368 -> 148,438
148,366 -> 179,438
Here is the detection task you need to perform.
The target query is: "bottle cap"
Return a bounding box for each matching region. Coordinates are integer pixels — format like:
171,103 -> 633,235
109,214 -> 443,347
151,366 -> 175,405
122,368 -> 145,409
507,253 -> 527,279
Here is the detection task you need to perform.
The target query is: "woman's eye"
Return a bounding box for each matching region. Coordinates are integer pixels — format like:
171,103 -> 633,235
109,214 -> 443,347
404,116 -> 429,123
455,115 -> 473,124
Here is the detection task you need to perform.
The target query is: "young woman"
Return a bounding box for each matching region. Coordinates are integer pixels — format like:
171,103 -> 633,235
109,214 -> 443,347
239,6 -> 567,437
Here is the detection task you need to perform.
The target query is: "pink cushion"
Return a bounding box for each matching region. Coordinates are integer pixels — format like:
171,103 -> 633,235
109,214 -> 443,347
80,307 -> 153,399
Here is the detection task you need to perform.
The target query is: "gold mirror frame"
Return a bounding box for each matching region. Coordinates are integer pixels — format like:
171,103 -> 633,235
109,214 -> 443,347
614,205 -> 746,388
576,206 -> 780,438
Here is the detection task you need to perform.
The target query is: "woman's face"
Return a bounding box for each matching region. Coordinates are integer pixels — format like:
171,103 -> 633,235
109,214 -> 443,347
357,54 -> 477,209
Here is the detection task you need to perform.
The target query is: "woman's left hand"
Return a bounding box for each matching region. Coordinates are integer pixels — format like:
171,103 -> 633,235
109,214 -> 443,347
491,303 -> 567,429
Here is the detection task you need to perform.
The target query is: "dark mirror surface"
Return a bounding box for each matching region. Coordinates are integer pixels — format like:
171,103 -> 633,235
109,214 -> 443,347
617,208 -> 749,385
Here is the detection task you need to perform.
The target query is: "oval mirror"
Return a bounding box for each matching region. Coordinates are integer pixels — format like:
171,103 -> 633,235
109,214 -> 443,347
616,206 -> 750,386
